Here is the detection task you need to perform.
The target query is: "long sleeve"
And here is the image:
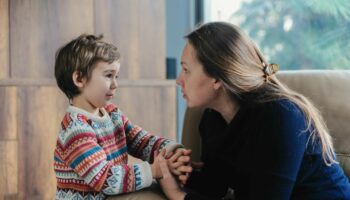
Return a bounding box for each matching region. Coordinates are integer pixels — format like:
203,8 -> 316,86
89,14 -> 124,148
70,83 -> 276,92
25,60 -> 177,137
249,101 -> 309,199
55,110 -> 153,196
105,104 -> 183,162
185,165 -> 229,199
56,114 -> 110,191
185,191 -> 219,200
184,109 -> 230,199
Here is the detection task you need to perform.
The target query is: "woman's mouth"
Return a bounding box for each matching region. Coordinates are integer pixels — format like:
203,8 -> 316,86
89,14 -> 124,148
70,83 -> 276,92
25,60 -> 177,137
182,91 -> 187,98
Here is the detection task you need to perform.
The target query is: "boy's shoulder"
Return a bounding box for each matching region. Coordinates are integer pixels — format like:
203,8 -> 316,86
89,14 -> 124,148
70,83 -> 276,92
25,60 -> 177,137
59,104 -> 124,131
61,109 -> 91,130
104,103 -> 119,114
57,109 -> 95,145
103,103 -> 125,120
103,103 -> 125,126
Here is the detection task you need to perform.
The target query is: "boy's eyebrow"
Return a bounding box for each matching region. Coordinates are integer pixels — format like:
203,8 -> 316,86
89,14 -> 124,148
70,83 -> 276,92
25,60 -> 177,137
104,69 -> 117,73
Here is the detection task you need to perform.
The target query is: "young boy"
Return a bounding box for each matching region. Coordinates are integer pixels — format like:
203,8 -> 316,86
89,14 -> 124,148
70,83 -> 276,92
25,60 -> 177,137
54,34 -> 191,200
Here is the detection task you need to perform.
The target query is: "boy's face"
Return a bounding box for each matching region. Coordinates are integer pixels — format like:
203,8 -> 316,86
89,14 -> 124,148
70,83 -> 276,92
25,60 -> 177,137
75,60 -> 120,113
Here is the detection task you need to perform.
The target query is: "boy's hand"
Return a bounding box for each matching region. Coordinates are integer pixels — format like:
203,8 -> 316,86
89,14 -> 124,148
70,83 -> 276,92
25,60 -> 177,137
167,148 -> 192,185
151,149 -> 167,179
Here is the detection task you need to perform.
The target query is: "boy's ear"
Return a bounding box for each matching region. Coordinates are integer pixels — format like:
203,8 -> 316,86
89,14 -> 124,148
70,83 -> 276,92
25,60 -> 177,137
72,71 -> 86,88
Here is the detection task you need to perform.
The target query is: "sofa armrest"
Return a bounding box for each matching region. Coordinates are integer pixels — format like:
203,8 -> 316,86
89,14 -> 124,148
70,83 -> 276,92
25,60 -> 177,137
181,107 -> 204,162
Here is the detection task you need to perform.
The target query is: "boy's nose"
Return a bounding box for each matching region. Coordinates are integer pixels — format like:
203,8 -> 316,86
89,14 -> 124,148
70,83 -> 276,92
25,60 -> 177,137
111,80 -> 118,89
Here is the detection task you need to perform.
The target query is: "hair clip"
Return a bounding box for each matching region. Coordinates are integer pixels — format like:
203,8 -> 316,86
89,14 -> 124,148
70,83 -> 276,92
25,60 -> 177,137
263,63 -> 279,76
263,63 -> 279,82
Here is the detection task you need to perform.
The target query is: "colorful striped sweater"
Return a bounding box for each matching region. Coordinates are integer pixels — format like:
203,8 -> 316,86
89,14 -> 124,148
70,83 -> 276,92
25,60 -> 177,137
54,104 -> 181,200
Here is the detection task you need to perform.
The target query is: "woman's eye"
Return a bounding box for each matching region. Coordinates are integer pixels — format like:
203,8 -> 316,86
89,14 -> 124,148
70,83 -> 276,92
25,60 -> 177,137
106,74 -> 113,78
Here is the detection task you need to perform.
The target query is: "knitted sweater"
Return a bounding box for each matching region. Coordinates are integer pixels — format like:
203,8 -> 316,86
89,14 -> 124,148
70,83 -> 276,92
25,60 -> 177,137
54,104 -> 181,200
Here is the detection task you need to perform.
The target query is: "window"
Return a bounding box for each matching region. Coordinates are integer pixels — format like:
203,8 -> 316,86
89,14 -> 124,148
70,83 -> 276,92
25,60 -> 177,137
204,0 -> 350,70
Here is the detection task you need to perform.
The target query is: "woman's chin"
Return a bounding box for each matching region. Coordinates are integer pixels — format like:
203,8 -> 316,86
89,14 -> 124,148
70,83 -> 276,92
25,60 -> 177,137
186,102 -> 199,109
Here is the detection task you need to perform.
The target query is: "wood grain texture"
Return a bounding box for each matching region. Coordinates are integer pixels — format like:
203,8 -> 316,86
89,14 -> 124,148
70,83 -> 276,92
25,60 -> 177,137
0,141 -> 18,199
0,0 -> 9,79
0,78 -> 175,87
3,1 -> 171,199
0,87 -> 17,140
95,0 -> 139,79
17,86 -> 68,200
113,85 -> 177,140
95,0 -> 166,80
138,0 -> 166,79
10,0 -> 94,79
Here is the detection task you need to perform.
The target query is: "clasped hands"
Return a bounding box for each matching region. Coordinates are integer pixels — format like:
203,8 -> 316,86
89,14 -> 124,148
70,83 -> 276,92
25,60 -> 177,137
151,148 -> 193,185
151,148 -> 205,200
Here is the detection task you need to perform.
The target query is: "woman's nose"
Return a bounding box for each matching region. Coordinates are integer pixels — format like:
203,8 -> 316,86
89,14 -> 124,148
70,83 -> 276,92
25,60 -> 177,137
176,75 -> 182,86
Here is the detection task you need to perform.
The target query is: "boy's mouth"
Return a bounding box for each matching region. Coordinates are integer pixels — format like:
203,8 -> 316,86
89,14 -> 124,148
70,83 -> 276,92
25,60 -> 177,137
106,93 -> 114,98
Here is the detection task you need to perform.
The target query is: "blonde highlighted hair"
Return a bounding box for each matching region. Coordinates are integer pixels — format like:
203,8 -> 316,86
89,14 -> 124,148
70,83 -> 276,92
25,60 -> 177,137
186,21 -> 336,165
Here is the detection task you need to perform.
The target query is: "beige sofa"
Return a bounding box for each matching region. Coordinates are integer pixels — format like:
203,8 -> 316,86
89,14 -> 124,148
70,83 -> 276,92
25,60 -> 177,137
181,70 -> 350,179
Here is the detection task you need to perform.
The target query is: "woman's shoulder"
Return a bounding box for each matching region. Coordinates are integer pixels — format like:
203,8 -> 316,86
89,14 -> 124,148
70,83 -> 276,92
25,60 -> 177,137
257,99 -> 304,119
257,99 -> 310,138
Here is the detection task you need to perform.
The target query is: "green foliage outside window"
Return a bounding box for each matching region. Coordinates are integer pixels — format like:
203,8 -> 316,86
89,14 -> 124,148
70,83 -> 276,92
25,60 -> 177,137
234,0 -> 350,69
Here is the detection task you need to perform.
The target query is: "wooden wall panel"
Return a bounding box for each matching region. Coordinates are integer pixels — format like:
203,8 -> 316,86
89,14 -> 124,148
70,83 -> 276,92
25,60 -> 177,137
0,141 -> 18,200
2,1 -> 170,199
0,0 -> 9,79
10,0 -> 94,79
0,87 -> 16,140
113,85 -> 177,140
138,0 -> 166,79
95,0 -> 140,79
17,86 -> 67,200
95,0 -> 166,80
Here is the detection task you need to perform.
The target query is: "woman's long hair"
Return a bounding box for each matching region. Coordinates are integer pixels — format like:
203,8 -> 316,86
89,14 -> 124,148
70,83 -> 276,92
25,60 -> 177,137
186,21 -> 336,165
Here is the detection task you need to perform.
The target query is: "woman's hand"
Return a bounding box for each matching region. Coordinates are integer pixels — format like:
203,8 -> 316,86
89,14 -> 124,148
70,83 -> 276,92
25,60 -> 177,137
158,153 -> 187,200
167,148 -> 193,185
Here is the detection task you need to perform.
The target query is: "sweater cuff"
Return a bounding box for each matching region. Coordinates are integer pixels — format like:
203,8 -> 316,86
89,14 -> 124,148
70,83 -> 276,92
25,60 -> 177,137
135,162 -> 153,190
163,141 -> 184,156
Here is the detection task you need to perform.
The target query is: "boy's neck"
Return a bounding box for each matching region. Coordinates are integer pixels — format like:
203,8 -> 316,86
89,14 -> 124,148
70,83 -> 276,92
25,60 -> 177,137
71,97 -> 101,116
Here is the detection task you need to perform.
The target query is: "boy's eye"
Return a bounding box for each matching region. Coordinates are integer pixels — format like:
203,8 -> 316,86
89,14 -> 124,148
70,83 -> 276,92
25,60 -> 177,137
106,74 -> 113,78
115,75 -> 119,79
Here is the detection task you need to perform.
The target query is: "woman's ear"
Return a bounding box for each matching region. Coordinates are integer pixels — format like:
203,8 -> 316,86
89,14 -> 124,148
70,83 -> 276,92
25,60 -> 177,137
72,71 -> 86,88
213,79 -> 222,90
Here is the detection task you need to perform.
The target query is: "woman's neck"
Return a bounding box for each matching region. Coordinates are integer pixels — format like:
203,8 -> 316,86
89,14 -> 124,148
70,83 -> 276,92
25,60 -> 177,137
210,90 -> 240,124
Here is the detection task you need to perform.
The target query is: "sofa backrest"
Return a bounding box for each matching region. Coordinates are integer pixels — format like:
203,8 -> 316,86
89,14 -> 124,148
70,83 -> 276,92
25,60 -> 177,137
181,70 -> 350,178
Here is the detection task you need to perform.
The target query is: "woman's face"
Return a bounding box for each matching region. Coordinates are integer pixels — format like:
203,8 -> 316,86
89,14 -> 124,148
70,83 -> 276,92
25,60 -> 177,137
176,42 -> 220,108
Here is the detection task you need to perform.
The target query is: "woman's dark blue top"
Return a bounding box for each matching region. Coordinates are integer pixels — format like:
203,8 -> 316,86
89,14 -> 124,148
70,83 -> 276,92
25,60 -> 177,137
185,100 -> 350,200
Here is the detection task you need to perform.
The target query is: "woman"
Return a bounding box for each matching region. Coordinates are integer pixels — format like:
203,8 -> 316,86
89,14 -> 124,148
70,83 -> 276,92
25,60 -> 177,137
158,22 -> 350,200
